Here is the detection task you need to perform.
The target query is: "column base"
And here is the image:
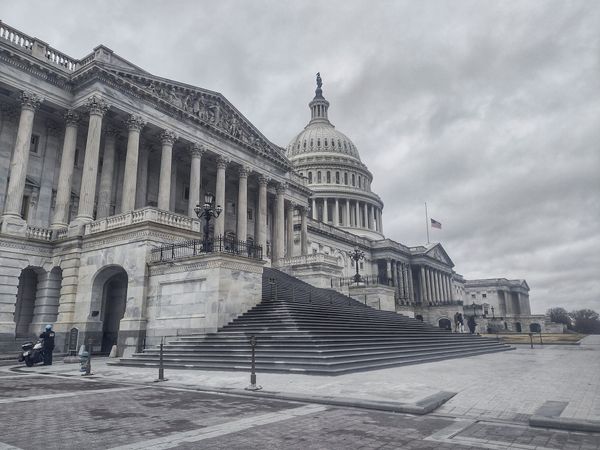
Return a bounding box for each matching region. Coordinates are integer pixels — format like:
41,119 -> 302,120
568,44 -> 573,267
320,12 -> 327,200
0,214 -> 27,236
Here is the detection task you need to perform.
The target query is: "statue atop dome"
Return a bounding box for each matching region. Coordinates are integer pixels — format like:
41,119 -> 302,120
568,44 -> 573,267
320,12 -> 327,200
316,72 -> 322,89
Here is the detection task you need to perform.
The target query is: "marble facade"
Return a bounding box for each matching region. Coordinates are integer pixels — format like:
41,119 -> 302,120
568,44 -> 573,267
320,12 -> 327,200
0,22 -> 544,354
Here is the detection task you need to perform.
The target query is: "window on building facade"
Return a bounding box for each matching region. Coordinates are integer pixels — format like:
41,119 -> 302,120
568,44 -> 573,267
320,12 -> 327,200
482,293 -> 487,298
335,171 -> 340,184
471,294 -> 476,299
308,172 -> 313,183
351,174 -> 355,186
326,171 -> 331,183
30,134 -> 40,154
344,172 -> 348,185
247,209 -> 253,220
184,186 -> 189,200
358,176 -> 362,188
317,171 -> 322,183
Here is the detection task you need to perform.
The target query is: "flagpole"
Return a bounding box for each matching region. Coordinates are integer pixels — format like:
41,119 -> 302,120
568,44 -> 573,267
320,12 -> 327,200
425,202 -> 430,244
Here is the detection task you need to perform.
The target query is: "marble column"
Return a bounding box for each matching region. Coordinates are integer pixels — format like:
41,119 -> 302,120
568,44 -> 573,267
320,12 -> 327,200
169,157 -> 178,211
399,263 -> 406,298
257,175 -> 268,254
386,259 -> 392,285
1,91 -> 43,229
363,202 -> 368,228
135,144 -> 149,209
378,208 -> 384,233
426,268 -> 434,304
311,197 -> 317,220
334,198 -> 339,226
286,202 -> 294,257
368,204 -> 374,230
323,198 -> 329,223
214,155 -> 228,238
51,110 -> 79,228
300,206 -> 308,256
187,144 -> 205,217
407,265 -> 414,302
274,183 -> 286,262
96,126 -> 118,219
420,267 -> 427,303
120,115 -> 145,213
446,275 -> 452,302
157,130 -> 177,210
236,166 -> 249,240
345,199 -> 350,226
75,96 -> 109,222
435,271 -> 442,303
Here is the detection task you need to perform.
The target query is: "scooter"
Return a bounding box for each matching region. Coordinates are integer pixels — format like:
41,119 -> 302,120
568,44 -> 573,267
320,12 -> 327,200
18,339 -> 44,367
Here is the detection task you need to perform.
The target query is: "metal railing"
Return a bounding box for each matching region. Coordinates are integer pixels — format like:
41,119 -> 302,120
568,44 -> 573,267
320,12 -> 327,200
150,236 -> 262,263
332,275 -> 395,288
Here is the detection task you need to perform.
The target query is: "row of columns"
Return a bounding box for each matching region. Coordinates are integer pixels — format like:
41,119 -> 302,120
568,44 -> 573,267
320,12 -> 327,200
419,266 -> 453,305
1,92 -> 310,263
310,197 -> 383,233
390,260 -> 415,303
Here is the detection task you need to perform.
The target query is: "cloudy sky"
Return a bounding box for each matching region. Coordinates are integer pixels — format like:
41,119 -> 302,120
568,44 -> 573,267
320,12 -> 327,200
4,1 -> 599,313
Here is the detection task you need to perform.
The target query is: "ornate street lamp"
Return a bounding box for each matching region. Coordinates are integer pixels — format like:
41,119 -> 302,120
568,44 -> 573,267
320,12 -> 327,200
348,247 -> 365,284
194,192 -> 222,252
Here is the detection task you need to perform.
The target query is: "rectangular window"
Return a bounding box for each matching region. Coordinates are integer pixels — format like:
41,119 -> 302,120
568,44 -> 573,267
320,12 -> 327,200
336,172 -> 340,184
247,208 -> 253,220
184,186 -> 190,200
482,293 -> 487,298
30,134 -> 40,154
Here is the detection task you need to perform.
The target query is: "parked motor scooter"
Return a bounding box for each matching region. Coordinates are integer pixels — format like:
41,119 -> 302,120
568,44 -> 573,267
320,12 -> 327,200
18,339 -> 44,367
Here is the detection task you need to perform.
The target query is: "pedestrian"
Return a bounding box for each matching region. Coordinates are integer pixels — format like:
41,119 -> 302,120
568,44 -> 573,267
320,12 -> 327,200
453,312 -> 460,333
457,313 -> 464,333
39,324 -> 55,365
467,315 -> 477,334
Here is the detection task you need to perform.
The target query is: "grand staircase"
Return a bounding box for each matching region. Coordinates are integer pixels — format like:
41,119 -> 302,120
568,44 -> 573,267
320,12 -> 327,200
117,268 -> 512,375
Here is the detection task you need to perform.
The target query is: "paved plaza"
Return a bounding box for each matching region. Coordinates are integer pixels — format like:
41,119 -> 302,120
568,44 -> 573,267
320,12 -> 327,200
0,336 -> 598,449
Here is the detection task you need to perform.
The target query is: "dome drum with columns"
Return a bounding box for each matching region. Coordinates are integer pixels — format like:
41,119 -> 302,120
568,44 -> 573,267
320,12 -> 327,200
287,74 -> 384,240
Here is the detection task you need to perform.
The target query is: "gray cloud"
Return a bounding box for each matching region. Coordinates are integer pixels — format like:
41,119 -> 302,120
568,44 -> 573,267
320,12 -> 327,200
3,0 -> 599,313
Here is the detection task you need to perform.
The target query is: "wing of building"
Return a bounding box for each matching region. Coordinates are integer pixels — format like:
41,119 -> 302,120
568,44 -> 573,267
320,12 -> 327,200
0,22 -> 546,354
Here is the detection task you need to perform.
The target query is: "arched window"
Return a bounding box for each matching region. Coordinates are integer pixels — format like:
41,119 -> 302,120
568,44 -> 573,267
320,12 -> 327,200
326,171 -> 331,183
351,174 -> 355,186
317,171 -> 322,183
358,176 -> 362,188
317,138 -> 320,147
344,172 -> 348,185
335,171 -> 340,184
308,172 -> 313,184
324,138 -> 328,147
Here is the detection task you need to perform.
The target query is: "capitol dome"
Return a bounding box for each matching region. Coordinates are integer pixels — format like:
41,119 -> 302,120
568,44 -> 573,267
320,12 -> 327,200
286,74 -> 384,240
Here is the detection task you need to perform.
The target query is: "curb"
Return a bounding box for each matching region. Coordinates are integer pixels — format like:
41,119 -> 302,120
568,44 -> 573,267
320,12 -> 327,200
6,365 -> 456,416
529,415 -> 600,433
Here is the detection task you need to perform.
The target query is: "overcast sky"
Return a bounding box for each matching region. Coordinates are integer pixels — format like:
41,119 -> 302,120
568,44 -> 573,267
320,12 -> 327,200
3,1 -> 599,314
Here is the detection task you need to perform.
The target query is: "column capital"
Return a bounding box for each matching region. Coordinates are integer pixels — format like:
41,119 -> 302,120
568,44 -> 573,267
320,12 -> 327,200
19,91 -> 43,111
160,129 -> 178,145
216,154 -> 230,169
189,143 -> 206,158
275,182 -> 287,194
85,95 -> 109,116
238,165 -> 251,178
104,125 -> 120,139
258,174 -> 270,186
126,114 -> 146,131
64,109 -> 80,126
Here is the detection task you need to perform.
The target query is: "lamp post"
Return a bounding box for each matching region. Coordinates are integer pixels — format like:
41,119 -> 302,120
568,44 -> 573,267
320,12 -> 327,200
472,301 -> 477,317
194,192 -> 222,253
348,247 -> 365,284
491,306 -> 495,319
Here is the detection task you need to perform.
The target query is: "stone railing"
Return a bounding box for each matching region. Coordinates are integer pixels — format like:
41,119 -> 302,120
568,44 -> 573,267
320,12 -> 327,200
26,226 -> 53,241
85,207 -> 201,235
0,21 -> 87,72
275,253 -> 340,268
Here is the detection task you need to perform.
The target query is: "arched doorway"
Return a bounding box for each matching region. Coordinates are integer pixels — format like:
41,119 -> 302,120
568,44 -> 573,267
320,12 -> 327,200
515,322 -> 522,333
92,266 -> 128,354
438,318 -> 452,330
14,267 -> 40,338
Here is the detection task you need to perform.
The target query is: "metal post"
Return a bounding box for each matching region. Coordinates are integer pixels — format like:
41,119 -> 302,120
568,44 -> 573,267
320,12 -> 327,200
82,338 -> 93,376
245,335 -> 262,391
155,336 -> 168,382
309,289 -> 312,304
539,331 -> 543,346
529,333 -> 534,349
292,285 -> 295,302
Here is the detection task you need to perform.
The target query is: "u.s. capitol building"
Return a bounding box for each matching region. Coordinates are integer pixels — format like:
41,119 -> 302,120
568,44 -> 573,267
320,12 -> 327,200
0,22 -> 546,355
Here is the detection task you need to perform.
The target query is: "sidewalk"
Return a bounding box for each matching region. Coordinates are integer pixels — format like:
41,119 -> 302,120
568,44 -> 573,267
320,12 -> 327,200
5,335 -> 600,427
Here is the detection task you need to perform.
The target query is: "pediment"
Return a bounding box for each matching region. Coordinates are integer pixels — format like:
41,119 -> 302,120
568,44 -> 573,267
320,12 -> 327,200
425,244 -> 454,267
97,64 -> 291,169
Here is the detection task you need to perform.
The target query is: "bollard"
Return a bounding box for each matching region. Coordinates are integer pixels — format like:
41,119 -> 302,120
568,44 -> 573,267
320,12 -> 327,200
81,339 -> 93,376
529,333 -> 534,349
154,337 -> 168,382
245,335 -> 262,391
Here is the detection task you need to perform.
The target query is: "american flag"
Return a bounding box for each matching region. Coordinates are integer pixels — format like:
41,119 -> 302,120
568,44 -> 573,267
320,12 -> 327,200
430,218 -> 442,229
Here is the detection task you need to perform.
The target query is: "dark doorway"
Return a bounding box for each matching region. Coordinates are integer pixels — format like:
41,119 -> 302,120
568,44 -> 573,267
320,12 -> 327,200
438,318 -> 452,330
101,272 -> 128,353
14,267 -> 39,338
515,322 -> 522,333
529,323 -> 541,333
